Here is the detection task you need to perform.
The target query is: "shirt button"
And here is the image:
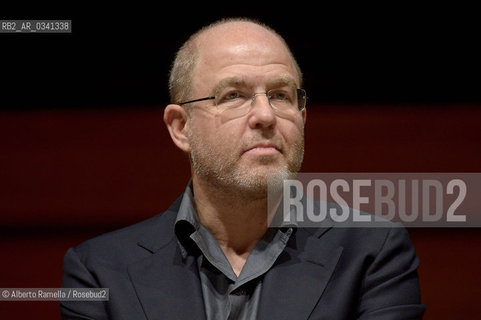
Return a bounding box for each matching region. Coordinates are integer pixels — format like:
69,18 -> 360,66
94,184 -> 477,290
232,288 -> 246,296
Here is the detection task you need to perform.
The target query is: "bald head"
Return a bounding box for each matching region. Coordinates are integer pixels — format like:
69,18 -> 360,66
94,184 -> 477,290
168,18 -> 303,105
164,18 -> 306,196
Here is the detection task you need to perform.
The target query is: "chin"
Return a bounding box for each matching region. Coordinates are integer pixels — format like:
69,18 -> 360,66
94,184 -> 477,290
230,166 -> 293,199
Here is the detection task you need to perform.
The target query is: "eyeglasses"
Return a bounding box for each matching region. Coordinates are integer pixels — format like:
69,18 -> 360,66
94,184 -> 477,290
178,88 -> 307,118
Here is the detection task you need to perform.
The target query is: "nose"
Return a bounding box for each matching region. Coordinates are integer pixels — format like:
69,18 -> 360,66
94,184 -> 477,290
247,93 -> 277,129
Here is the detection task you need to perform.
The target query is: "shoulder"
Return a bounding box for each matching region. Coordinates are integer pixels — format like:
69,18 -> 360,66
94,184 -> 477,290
301,218 -> 415,260
69,196 -> 182,267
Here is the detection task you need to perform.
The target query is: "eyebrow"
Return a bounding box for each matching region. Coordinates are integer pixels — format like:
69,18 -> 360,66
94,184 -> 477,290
211,75 -> 298,97
211,77 -> 248,97
266,76 -> 298,91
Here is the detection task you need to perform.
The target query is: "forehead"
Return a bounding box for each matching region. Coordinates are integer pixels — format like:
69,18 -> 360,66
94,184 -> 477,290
212,74 -> 298,95
192,22 -> 299,91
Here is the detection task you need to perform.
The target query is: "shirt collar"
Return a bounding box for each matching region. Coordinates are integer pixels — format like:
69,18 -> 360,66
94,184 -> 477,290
269,193 -> 299,232
174,180 -> 298,258
174,180 -> 201,258
175,180 -> 200,228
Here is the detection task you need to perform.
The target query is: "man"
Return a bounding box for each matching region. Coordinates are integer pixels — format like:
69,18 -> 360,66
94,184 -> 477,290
61,18 -> 425,319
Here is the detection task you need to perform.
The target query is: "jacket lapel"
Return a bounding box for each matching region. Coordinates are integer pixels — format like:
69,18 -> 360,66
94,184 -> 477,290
257,225 -> 343,320
127,199 -> 206,320
126,196 -> 342,320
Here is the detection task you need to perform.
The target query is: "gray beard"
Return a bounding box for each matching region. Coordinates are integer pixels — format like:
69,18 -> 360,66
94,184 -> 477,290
188,128 -> 304,200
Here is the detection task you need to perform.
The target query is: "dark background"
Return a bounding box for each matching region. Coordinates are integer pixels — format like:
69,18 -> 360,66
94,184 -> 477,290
1,4 -> 480,319
1,5 -> 481,109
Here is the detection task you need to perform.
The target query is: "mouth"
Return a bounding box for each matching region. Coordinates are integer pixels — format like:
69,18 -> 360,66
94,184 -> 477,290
244,142 -> 282,156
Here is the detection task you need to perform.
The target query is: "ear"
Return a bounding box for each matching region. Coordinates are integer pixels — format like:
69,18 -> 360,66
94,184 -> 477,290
163,104 -> 191,153
301,107 -> 307,125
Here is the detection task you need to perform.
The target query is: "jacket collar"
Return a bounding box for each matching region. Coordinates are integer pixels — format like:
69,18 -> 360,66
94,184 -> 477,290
136,196 -> 182,254
128,196 -> 207,320
129,194 -> 342,320
257,226 -> 343,319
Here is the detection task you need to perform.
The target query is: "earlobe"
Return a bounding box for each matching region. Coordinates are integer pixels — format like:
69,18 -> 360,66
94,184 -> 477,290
163,104 -> 191,153
301,108 -> 307,125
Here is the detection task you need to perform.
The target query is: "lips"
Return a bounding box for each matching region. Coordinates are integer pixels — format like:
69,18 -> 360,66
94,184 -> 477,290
244,142 -> 282,154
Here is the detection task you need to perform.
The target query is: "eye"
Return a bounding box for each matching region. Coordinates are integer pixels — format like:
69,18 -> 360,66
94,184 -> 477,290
225,91 -> 240,100
217,90 -> 246,105
273,92 -> 287,100
270,90 -> 293,102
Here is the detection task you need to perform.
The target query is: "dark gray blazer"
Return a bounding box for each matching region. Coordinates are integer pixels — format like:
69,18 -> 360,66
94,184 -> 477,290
61,196 -> 425,319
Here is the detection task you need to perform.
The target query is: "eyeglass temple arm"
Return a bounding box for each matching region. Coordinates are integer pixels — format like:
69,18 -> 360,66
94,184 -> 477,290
178,96 -> 216,106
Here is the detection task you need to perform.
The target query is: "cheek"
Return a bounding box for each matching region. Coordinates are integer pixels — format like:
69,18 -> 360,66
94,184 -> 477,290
280,118 -> 305,143
190,118 -> 242,155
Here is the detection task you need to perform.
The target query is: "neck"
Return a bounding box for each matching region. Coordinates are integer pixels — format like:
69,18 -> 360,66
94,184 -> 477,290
192,175 -> 269,255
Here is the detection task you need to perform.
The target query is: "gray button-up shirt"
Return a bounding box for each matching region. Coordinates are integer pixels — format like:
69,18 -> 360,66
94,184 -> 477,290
174,183 -> 294,320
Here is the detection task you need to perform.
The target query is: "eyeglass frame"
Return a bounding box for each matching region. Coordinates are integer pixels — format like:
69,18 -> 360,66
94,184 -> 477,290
178,88 -> 307,111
